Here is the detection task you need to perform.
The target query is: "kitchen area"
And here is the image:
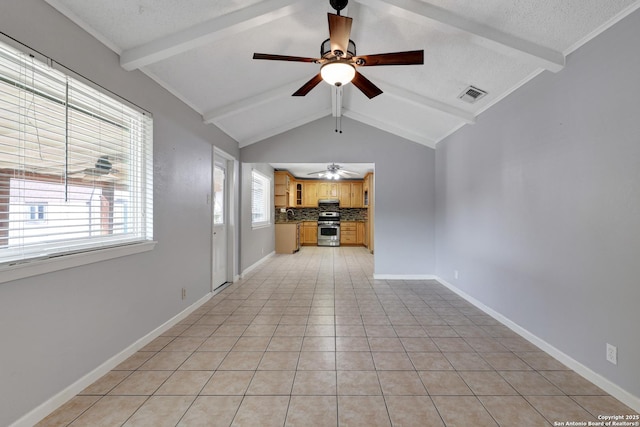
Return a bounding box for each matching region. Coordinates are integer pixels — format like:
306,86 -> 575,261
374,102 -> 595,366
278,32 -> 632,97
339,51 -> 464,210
273,166 -> 374,255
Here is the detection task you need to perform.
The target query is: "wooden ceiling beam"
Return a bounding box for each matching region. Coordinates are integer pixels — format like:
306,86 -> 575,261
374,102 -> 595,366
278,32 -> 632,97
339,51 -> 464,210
356,0 -> 565,72
120,0 -> 311,70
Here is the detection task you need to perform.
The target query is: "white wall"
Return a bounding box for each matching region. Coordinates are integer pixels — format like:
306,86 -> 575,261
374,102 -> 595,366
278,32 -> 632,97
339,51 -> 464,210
436,9 -> 640,403
0,1 -> 239,425
240,116 -> 436,277
240,163 -> 275,273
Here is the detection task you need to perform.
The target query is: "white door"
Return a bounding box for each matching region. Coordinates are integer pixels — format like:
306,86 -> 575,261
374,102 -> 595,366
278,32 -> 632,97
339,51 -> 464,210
212,161 -> 228,289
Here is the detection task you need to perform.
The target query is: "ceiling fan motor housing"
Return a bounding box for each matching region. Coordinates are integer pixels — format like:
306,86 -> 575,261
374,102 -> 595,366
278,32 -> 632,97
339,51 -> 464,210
321,38 -> 356,58
330,0 -> 348,13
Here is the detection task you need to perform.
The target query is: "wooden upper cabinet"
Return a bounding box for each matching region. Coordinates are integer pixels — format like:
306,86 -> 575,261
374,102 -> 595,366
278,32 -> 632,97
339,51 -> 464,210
338,182 -> 351,207
337,181 -> 364,208
303,181 -> 317,207
288,179 -> 295,207
275,176 -> 365,208
292,181 -> 303,207
317,182 -> 338,199
274,171 -> 291,208
351,182 -> 364,207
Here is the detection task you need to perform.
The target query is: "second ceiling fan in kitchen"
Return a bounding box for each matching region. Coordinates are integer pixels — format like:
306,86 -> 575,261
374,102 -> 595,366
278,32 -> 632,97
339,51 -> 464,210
307,163 -> 358,180
253,0 -> 424,99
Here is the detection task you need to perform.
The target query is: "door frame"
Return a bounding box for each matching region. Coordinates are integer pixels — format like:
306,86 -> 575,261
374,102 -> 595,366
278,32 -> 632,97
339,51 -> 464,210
212,146 -> 238,294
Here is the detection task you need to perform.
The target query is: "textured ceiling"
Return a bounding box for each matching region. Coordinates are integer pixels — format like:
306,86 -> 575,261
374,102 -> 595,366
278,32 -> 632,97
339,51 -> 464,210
45,0 -> 640,148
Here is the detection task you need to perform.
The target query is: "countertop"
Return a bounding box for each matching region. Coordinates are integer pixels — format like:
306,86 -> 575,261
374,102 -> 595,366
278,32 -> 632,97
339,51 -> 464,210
275,219 -> 366,224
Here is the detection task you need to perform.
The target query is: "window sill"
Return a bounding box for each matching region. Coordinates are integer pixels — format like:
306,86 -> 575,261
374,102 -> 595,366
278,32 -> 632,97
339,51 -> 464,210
0,241 -> 157,284
252,223 -> 272,230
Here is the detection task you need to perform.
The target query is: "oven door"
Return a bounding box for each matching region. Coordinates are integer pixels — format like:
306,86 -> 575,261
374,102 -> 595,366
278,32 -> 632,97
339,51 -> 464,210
317,224 -> 340,247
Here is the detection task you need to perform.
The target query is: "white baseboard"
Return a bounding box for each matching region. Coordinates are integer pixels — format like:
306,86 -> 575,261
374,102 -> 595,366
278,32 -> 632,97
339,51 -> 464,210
11,292 -> 213,427
436,276 -> 640,413
240,251 -> 275,278
212,281 -> 232,296
373,274 -> 438,280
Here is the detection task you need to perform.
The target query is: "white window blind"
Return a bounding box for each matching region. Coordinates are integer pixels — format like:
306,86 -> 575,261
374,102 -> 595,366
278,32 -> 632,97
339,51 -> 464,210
0,40 -> 153,267
251,170 -> 270,227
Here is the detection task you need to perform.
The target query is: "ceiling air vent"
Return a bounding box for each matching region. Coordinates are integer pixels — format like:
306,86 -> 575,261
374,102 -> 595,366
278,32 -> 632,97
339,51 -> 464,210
458,85 -> 487,103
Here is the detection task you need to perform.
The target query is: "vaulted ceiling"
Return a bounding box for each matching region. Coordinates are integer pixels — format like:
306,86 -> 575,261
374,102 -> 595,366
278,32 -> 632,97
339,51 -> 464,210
45,0 -> 640,149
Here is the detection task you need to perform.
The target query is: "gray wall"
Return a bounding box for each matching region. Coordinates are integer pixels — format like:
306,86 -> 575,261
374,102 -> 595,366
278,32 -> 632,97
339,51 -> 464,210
436,10 -> 640,398
241,116 -> 436,276
0,1 -> 238,425
240,163 -> 275,272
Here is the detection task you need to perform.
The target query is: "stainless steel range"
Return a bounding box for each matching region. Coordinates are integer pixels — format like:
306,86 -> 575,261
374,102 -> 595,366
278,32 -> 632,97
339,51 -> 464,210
317,211 -> 340,247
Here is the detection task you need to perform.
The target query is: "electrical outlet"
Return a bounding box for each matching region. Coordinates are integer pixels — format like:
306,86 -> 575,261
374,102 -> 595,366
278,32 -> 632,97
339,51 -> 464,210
606,343 -> 617,365
181,288 -> 186,300
454,270 -> 459,280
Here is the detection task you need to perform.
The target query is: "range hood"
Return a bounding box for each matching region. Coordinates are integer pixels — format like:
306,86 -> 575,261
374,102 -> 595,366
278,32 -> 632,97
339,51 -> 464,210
318,199 -> 339,205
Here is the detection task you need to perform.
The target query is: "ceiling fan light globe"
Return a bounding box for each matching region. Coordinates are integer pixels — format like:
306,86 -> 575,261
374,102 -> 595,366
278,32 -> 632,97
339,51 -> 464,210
321,62 -> 355,86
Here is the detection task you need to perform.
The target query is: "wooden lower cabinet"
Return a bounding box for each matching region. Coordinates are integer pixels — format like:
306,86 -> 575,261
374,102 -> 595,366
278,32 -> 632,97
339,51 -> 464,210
275,223 -> 300,254
302,221 -> 317,245
363,220 -> 369,247
340,221 -> 364,245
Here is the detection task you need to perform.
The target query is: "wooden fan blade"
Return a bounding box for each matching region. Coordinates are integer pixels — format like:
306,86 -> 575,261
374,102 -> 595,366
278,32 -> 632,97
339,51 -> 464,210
354,50 -> 424,66
253,53 -> 318,63
293,74 -> 324,96
328,13 -> 352,57
351,71 -> 383,99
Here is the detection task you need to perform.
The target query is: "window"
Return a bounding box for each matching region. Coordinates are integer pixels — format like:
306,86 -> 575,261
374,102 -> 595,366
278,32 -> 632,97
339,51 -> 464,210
251,170 -> 271,228
0,40 -> 153,268
27,203 -> 47,222
213,164 -> 225,225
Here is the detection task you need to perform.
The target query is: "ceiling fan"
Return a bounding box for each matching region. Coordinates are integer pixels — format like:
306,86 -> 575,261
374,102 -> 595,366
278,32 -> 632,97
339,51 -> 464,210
308,163 -> 358,180
253,0 -> 424,99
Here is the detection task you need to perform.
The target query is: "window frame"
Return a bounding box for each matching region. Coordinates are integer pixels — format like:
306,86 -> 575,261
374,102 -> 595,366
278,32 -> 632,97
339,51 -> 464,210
0,37 -> 155,283
27,203 -> 47,223
251,169 -> 271,229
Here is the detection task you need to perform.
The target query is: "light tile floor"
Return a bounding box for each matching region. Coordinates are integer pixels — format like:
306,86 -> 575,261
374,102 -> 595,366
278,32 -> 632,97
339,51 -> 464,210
37,247 -> 638,426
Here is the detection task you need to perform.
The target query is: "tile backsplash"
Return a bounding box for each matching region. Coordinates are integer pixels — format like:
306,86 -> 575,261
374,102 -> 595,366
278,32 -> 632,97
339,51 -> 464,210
276,207 -> 367,222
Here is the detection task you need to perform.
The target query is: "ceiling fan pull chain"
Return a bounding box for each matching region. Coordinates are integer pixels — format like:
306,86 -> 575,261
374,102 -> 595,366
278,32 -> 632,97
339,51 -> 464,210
334,115 -> 342,134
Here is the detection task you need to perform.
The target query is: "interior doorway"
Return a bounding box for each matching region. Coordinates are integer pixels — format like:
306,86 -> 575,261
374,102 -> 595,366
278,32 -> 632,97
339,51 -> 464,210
212,148 -> 237,293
